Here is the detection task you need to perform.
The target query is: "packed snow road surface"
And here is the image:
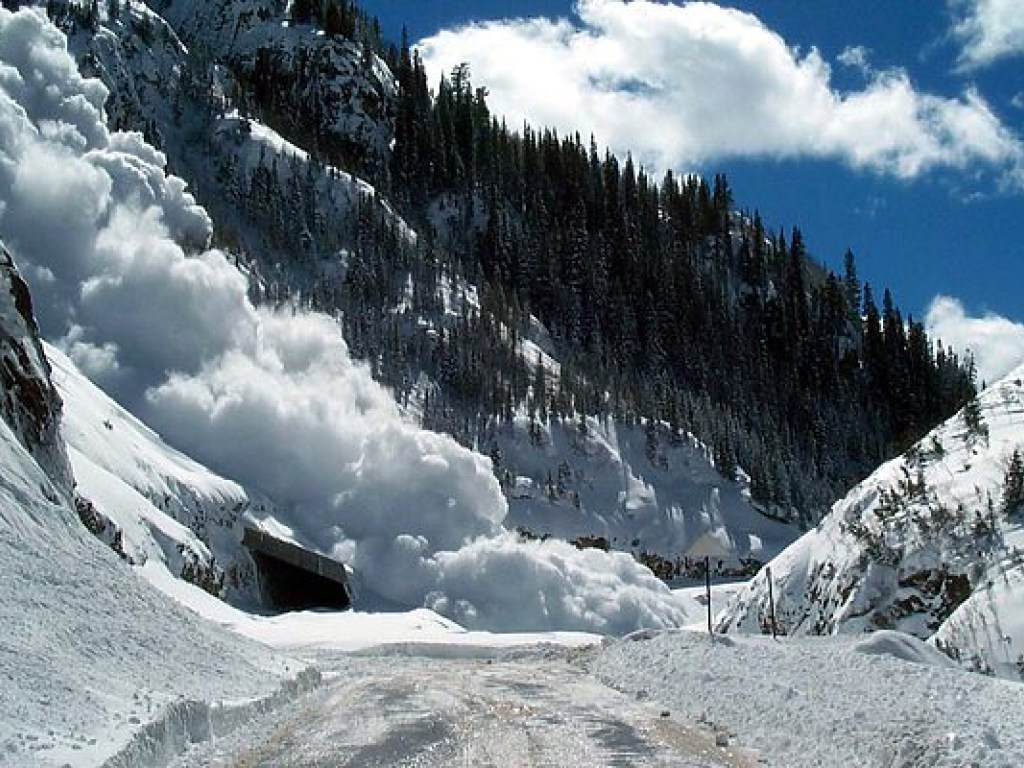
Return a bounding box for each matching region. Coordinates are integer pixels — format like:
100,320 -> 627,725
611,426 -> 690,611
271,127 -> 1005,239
171,649 -> 752,767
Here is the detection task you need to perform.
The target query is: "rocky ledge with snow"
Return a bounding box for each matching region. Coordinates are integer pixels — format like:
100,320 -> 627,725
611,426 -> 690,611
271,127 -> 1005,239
0,244 -> 73,493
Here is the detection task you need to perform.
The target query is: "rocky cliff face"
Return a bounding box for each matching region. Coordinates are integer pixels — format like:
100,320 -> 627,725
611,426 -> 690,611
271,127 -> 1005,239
0,244 -> 73,496
148,0 -> 396,179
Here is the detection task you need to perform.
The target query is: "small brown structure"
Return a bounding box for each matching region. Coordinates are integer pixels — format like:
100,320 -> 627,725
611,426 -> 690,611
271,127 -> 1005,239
242,527 -> 352,611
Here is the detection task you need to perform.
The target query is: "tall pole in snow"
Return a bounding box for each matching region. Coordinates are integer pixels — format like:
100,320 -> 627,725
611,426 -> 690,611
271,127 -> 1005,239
767,566 -> 777,640
705,555 -> 712,636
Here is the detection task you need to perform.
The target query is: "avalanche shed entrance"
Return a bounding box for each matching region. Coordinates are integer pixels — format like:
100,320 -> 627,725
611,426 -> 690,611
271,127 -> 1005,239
242,528 -> 352,611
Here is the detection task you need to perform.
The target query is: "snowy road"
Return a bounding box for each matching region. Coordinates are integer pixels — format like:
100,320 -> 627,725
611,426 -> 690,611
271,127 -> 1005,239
171,648 -> 753,767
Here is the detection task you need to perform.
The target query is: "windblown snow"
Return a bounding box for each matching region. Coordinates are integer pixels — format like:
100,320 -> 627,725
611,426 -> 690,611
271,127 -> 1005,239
0,5 -> 686,634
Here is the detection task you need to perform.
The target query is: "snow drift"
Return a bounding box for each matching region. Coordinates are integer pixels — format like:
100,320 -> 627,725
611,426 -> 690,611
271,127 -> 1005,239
0,6 -> 685,634
590,629 -> 1024,767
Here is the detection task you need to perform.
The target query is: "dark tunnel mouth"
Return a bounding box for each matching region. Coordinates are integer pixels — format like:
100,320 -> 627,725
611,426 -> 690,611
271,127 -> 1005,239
242,528 -> 352,612
250,549 -> 352,611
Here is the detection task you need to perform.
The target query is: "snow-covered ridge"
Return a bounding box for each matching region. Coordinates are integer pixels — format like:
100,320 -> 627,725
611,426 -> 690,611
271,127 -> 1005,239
719,362 -> 1024,678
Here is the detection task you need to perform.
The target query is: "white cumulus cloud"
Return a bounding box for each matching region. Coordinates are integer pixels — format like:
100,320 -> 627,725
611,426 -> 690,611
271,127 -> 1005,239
951,0 -> 1024,69
837,45 -> 871,74
0,7 -> 687,634
925,296 -> 1024,386
417,0 -> 1024,185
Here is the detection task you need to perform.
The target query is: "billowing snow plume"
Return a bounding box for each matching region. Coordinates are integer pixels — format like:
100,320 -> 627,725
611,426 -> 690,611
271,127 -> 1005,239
0,7 -> 685,633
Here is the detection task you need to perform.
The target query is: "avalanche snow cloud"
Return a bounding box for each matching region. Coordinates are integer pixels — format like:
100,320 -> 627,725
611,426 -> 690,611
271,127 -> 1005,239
0,7 -> 686,634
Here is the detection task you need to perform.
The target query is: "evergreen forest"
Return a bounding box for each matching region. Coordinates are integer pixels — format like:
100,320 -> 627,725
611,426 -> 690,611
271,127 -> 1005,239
106,0 -> 978,524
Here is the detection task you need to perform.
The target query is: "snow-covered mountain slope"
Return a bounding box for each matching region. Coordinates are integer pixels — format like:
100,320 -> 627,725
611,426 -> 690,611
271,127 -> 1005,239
0,6 -> 693,635
498,413 -> 794,578
53,0 -> 804,582
208,111 -> 416,285
66,0 -> 409,297
0,241 -> 307,768
154,0 -> 395,176
69,0 -> 395,177
68,0 -> 184,141
718,364 -> 1024,678
47,341 -> 275,602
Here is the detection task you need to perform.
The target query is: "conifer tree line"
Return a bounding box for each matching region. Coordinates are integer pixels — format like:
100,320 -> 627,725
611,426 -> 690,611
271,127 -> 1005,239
80,0 -> 977,524
374,37 -> 975,520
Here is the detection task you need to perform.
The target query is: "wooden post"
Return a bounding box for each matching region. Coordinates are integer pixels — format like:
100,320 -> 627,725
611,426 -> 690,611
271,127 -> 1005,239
767,565 -> 777,640
705,555 -> 712,636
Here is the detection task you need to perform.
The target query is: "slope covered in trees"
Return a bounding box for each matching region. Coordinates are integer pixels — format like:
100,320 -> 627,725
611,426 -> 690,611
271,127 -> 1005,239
63,0 -> 975,525
379,38 -> 976,520
718,362 -> 1024,681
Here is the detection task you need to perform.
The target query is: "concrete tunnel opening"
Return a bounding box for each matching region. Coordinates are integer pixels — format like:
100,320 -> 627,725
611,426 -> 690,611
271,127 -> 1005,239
243,528 -> 352,611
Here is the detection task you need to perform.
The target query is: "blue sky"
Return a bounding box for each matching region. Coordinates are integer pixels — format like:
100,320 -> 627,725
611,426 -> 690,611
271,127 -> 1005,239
364,1 -> 1024,382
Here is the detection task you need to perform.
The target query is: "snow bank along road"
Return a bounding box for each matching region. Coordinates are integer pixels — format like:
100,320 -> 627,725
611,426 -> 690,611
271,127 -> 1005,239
169,646 -> 753,767
589,630 -> 1024,768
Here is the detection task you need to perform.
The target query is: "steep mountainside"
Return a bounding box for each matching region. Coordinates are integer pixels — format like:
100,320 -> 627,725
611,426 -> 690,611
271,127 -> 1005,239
48,341 -> 275,602
155,0 -> 396,178
0,234 -> 301,767
35,0 -> 797,577
0,5 -> 696,634
27,0 -> 975,606
53,0 -> 975,534
718,367 -> 1024,679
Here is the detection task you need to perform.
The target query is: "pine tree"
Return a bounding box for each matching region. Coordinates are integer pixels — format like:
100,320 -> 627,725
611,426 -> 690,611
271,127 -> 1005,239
324,1 -> 343,36
1003,448 -> 1024,516
963,396 -> 987,441
533,353 -> 548,423
842,249 -> 861,324
291,0 -> 313,24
